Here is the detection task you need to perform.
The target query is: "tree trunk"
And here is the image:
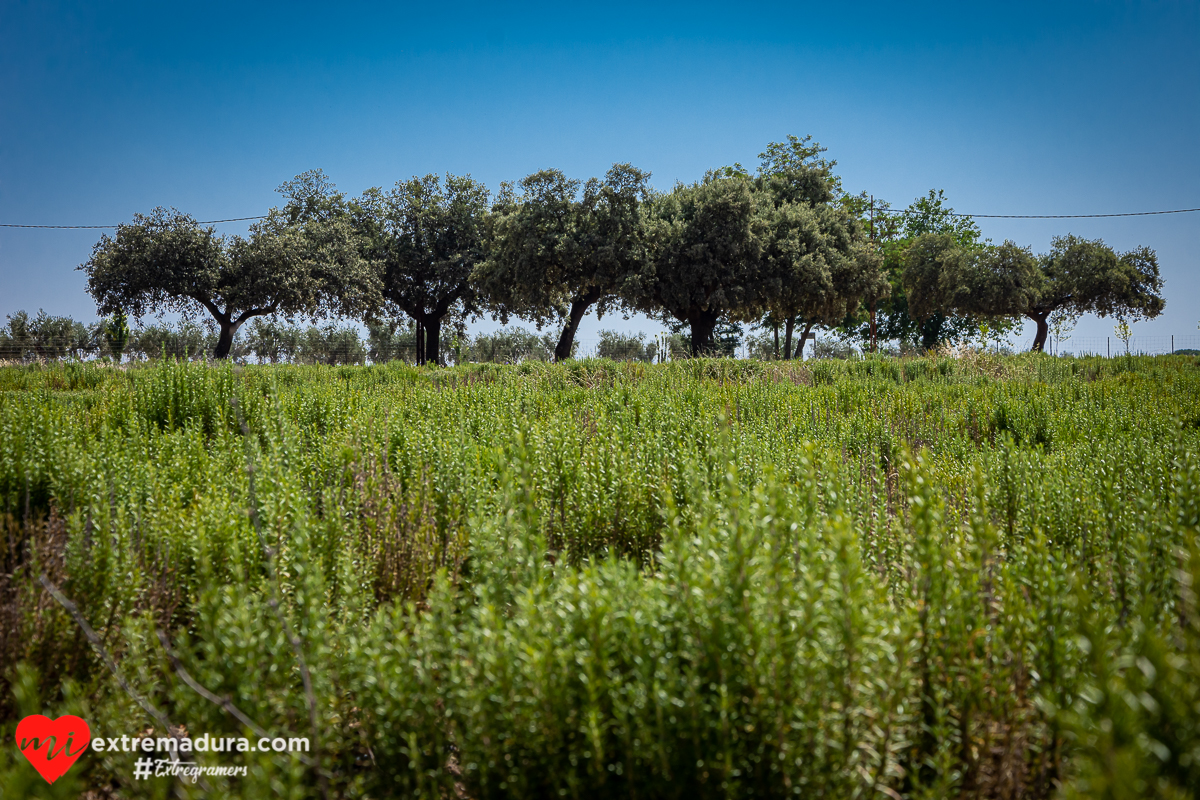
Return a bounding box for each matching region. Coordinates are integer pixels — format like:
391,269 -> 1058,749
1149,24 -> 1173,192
213,321 -> 238,359
1028,312 -> 1049,353
415,319 -> 424,365
772,322 -> 779,360
555,294 -> 596,362
688,310 -> 720,357
783,316 -> 795,360
869,301 -> 877,353
794,321 -> 815,359
424,316 -> 441,366
920,315 -> 945,352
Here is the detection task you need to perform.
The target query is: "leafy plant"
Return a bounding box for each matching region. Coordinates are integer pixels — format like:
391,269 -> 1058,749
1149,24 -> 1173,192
1,354 -> 1198,798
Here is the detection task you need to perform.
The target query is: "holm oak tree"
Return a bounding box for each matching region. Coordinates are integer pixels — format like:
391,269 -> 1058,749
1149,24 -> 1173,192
630,173 -> 762,355
902,233 -> 1164,352
355,173 -> 490,365
81,171 -> 372,358
751,137 -> 888,358
475,163 -> 650,361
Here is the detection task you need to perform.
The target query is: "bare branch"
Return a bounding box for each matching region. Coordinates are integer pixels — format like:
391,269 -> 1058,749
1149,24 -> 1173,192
39,574 -> 208,795
154,628 -> 315,767
233,302 -> 280,328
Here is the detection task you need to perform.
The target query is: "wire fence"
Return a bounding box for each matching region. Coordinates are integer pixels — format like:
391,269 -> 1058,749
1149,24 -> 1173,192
2,333 -> 1199,366
0,338 -> 687,366
1044,335 -> 1200,357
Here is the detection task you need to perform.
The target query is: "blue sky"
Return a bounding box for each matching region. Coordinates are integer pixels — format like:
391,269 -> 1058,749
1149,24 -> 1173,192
2,1 -> 1197,350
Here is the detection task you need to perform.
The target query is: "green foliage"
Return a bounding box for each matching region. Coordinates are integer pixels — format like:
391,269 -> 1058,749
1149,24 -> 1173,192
364,317 -> 419,364
243,317 -> 303,363
841,191 -> 998,351
104,312 -> 130,360
0,310 -> 99,362
1059,527 -> 1200,800
1040,237 -> 1165,322
633,175 -> 761,354
127,318 -> 221,361
638,133 -> 888,360
756,133 -> 841,196
463,326 -> 564,363
751,137 -> 887,358
898,230 -> 1165,353
354,172 -> 491,365
1114,318 -> 1133,355
809,336 -> 858,359
243,319 -> 371,365
901,189 -> 985,245
477,164 -> 650,361
80,173 -> 374,358
296,323 -> 366,365
595,329 -> 658,362
2,341 -> 1199,798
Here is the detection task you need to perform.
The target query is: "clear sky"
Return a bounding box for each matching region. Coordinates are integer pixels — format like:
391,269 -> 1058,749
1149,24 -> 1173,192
2,1 -> 1197,350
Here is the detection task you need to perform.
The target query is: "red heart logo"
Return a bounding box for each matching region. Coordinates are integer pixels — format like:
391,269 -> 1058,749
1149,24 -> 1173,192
15,714 -> 91,784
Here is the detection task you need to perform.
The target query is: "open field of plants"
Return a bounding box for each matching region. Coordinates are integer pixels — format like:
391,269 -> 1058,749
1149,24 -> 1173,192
2,352 -> 1199,799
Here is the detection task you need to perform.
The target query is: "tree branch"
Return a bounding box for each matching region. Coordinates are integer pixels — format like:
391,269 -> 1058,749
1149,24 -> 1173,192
233,302 -> 280,328
154,628 -> 315,767
191,294 -> 229,325
39,574 -> 207,795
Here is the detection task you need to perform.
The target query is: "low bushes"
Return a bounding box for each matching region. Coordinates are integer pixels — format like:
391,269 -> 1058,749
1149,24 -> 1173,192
1,354 -> 1198,798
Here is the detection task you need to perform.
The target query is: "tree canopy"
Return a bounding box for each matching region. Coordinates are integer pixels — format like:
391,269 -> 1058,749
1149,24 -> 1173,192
476,163 -> 650,361
81,171 -> 372,358
1025,235 -> 1165,350
839,190 -> 1012,351
74,140 -> 1170,364
750,137 -> 887,358
0,309 -> 97,361
630,173 -> 762,355
901,232 -> 1164,351
355,173 -> 490,365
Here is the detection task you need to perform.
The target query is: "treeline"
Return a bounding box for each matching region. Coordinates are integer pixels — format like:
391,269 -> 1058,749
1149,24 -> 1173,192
0,311 -> 689,365
75,136 -> 1166,363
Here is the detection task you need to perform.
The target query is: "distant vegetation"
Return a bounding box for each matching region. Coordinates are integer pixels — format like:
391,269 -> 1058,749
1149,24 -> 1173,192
0,312 -> 674,365
2,353 -> 1199,797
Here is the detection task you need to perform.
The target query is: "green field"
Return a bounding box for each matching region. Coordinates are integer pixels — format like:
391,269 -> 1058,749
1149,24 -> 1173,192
2,354 -> 1199,798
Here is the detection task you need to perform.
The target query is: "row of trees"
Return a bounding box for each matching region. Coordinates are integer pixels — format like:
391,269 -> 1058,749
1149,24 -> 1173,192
900,231 -> 1164,352
0,310 -> 99,361
0,311 -> 685,365
0,311 -> 357,364
0,309 -> 133,362
80,136 -> 1166,362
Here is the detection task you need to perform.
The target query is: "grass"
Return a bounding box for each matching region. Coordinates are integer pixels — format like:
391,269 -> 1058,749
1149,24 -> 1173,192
1,352 -> 1198,798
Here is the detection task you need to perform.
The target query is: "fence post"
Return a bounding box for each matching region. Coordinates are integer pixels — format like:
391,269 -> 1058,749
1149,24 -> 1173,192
1171,335 -> 1174,354
1107,337 -> 1110,358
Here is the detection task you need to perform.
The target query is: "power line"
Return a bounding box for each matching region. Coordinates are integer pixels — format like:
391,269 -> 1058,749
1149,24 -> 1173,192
875,207 -> 1200,219
2,207 -> 1198,229
0,216 -> 267,229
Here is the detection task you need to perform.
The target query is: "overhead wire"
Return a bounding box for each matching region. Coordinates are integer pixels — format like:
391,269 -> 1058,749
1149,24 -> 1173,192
874,207 -> 1200,219
0,216 -> 268,229
1,208 -> 1198,229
